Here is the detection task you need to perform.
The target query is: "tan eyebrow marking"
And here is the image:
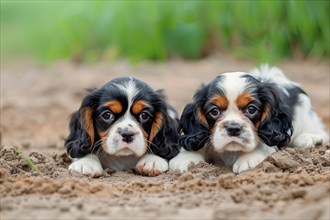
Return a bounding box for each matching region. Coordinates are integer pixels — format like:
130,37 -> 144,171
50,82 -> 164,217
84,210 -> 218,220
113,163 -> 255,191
235,92 -> 254,109
105,100 -> 123,114
132,100 -> 150,115
211,95 -> 229,109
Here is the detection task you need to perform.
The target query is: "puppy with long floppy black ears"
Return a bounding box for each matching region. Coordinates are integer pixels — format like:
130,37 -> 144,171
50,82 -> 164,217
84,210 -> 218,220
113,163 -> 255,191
65,77 -> 180,177
170,65 -> 329,173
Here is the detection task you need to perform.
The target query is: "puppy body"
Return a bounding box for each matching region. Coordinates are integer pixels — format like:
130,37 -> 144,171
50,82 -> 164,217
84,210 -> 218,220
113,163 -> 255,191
170,65 -> 329,173
250,65 -> 329,147
65,77 -> 180,177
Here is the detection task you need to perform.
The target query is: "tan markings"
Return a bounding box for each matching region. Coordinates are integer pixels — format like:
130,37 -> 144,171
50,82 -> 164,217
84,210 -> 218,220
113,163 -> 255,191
149,112 -> 164,142
261,105 -> 270,122
132,100 -> 150,115
197,108 -> 208,125
143,130 -> 149,153
211,95 -> 229,109
255,104 -> 270,130
255,121 -> 261,129
97,129 -> 108,139
142,129 -> 148,139
235,92 -> 254,109
83,107 -> 95,149
252,119 -> 260,145
101,137 -> 110,154
105,100 -> 122,114
241,112 -> 260,145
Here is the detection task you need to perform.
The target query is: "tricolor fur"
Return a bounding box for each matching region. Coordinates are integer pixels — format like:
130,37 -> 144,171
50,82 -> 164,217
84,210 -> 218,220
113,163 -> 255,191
170,65 -> 329,173
65,77 -> 180,177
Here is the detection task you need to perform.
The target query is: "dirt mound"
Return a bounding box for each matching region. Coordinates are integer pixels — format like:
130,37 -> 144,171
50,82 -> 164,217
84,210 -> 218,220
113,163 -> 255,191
0,146 -> 71,179
1,145 -> 329,219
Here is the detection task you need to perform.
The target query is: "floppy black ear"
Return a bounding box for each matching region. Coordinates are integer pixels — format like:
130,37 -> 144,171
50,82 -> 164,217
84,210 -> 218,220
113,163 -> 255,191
258,83 -> 293,148
178,103 -> 211,151
179,84 -> 211,151
64,90 -> 100,158
150,114 -> 181,160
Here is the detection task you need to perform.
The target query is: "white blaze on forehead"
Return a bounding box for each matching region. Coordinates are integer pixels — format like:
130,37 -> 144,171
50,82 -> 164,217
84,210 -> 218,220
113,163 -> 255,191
113,77 -> 138,109
124,77 -> 138,107
218,72 -> 249,105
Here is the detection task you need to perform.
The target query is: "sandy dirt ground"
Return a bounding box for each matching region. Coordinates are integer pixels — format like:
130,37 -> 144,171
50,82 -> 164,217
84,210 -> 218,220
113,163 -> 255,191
1,57 -> 329,219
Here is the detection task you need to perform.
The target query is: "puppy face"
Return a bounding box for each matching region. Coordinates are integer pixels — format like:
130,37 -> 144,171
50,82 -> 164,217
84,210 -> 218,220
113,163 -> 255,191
179,72 -> 292,153
65,77 -> 179,159
95,78 -> 165,157
205,73 -> 263,152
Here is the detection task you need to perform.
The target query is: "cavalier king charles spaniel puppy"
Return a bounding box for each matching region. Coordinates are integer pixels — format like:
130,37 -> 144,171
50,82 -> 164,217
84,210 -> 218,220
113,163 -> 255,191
170,65 -> 329,173
65,77 -> 180,177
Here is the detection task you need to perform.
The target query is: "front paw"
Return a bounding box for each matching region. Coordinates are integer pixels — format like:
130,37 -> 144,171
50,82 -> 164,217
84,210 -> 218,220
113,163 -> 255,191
68,154 -> 103,177
135,154 -> 168,176
169,150 -> 204,172
232,152 -> 266,174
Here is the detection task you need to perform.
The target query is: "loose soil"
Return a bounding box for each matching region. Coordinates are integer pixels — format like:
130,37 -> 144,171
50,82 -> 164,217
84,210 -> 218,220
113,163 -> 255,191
1,57 -> 329,219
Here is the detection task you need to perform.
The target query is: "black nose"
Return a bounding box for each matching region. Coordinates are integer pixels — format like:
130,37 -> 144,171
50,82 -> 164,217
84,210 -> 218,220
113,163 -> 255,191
226,124 -> 242,136
121,130 -> 135,143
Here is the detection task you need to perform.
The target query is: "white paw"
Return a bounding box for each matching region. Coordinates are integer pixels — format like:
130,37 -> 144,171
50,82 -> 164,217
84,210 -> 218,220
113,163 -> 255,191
68,154 -> 103,177
233,151 -> 267,173
169,150 -> 204,172
293,133 -> 325,148
135,154 -> 168,176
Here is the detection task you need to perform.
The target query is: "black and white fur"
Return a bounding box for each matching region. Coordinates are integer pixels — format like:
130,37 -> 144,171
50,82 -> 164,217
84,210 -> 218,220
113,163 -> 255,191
65,77 -> 180,177
170,65 -> 329,173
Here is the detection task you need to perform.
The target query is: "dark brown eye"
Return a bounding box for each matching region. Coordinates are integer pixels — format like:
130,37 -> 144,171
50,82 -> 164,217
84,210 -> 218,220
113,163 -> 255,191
100,110 -> 114,123
139,111 -> 151,123
209,107 -> 221,118
245,105 -> 258,116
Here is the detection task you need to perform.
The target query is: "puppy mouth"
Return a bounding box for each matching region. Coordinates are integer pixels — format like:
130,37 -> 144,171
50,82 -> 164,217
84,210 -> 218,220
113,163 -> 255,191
114,147 -> 135,156
103,141 -> 146,157
221,137 -> 245,151
214,135 -> 253,152
114,141 -> 146,156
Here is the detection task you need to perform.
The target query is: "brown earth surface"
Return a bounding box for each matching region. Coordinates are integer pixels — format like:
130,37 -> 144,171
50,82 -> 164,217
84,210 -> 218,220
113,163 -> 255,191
1,57 -> 330,219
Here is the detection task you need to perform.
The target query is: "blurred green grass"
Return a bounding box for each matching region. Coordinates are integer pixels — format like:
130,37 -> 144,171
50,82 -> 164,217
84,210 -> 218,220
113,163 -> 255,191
1,1 -> 329,63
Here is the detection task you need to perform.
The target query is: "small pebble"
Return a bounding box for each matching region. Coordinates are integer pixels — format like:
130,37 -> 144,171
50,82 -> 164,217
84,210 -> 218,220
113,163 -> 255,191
76,203 -> 83,210
59,206 -> 70,212
325,150 -> 330,157
21,141 -> 30,149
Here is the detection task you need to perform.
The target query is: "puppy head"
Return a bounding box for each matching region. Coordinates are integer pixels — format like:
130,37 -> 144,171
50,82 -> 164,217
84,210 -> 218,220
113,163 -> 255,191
180,72 -> 292,153
65,77 -> 177,158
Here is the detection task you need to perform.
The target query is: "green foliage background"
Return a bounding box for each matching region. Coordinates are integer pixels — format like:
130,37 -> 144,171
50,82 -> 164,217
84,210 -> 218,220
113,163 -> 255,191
1,1 -> 329,63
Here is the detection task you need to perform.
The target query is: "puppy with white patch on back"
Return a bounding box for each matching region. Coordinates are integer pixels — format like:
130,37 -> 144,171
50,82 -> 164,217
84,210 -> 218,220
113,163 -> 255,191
170,65 -> 329,173
65,77 -> 180,177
